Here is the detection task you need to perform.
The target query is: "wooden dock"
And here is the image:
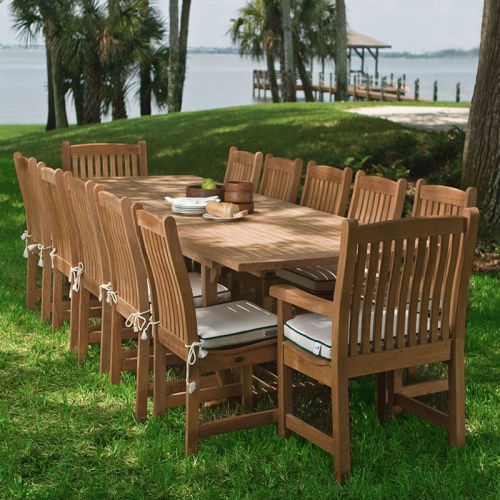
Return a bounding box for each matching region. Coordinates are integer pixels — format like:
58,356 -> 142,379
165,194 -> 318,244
252,70 -> 426,103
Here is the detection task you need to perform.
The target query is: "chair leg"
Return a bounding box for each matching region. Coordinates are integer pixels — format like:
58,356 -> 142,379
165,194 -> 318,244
26,251 -> 37,310
68,288 -> 80,352
77,288 -> 91,363
52,269 -> 64,330
448,342 -> 466,447
40,253 -> 52,322
376,372 -> 395,422
135,333 -> 151,422
153,336 -> 167,416
109,308 -> 124,384
332,371 -> 351,484
241,365 -> 253,411
185,361 -> 201,456
277,300 -> 293,438
99,302 -> 112,374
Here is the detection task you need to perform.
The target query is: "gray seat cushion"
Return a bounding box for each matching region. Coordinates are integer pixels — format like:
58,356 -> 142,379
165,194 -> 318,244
275,264 -> 337,293
189,272 -> 231,308
197,300 -> 277,349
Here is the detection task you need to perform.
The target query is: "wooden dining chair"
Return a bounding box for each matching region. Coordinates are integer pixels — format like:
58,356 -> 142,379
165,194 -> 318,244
13,153 -> 52,321
412,178 -> 477,217
300,162 -> 353,215
258,153 -> 303,203
135,208 -> 278,454
65,175 -> 112,371
270,208 -> 479,483
94,189 -> 231,420
61,140 -> 148,178
275,170 -> 407,294
223,146 -> 263,192
38,165 -> 81,349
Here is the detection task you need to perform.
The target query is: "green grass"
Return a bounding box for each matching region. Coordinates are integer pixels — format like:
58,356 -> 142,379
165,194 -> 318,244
1,103 -> 499,498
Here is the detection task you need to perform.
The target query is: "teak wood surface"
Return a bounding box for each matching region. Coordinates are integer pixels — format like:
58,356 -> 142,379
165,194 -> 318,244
97,175 -> 344,306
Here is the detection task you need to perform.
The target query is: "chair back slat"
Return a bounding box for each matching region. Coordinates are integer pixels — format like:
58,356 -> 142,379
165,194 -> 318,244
62,141 -> 148,178
39,165 -> 78,267
334,210 -> 479,359
300,162 -> 353,216
95,190 -> 149,313
224,146 -> 263,192
136,210 -> 198,346
412,179 -> 477,217
14,153 -> 47,246
65,175 -> 108,286
348,170 -> 407,223
258,153 -> 303,203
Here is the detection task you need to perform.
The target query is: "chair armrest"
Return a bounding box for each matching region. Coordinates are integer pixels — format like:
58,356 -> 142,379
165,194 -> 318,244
269,284 -> 333,317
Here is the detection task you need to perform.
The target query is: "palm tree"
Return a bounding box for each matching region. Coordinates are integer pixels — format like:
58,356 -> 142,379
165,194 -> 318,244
167,0 -> 192,113
229,0 -> 282,103
334,0 -> 348,101
58,0 -> 106,124
10,0 -> 72,130
281,0 -> 296,101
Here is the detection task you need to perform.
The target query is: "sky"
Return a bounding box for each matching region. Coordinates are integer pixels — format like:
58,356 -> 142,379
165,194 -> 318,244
0,0 -> 484,54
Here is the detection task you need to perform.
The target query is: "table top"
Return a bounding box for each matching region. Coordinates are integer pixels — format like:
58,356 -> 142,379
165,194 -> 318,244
97,175 -> 344,273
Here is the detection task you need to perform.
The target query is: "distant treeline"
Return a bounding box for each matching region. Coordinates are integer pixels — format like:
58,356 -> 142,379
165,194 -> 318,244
382,48 -> 479,59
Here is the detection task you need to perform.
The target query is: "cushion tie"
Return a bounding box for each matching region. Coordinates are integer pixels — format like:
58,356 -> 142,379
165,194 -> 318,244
125,309 -> 151,340
98,282 -> 117,305
185,342 -> 208,394
50,248 -> 57,268
36,244 -> 52,268
68,262 -> 85,297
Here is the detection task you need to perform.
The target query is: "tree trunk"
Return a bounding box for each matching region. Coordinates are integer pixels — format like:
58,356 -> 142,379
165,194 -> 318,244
335,0 -> 349,102
167,0 -> 191,113
45,44 -> 56,131
45,22 -> 68,129
112,79 -> 128,120
265,49 -> 280,103
462,0 -> 500,237
83,62 -> 103,124
281,0 -> 296,102
140,65 -> 152,116
296,55 -> 314,102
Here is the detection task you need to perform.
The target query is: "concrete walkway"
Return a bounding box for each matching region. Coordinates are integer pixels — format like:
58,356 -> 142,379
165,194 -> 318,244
346,106 -> 470,132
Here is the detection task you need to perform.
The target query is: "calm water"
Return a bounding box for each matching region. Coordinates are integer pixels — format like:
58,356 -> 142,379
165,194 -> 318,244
0,48 -> 478,125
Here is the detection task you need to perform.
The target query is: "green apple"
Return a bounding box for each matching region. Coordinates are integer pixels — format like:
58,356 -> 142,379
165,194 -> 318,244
201,178 -> 217,190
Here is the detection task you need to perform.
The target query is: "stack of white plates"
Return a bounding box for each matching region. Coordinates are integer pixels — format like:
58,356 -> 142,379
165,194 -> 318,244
165,196 -> 219,215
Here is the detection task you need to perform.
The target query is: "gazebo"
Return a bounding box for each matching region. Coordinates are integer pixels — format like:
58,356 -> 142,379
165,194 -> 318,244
347,30 -> 391,77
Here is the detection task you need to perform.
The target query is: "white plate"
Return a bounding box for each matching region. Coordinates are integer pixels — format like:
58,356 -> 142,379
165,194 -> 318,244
203,213 -> 242,222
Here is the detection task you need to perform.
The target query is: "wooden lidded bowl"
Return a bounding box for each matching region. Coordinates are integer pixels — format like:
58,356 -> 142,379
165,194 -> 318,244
186,183 -> 225,199
224,181 -> 254,212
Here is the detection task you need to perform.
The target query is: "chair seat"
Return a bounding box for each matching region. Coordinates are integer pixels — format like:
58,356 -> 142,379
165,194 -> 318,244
197,300 -> 277,349
189,272 -> 231,307
284,306 -> 433,360
275,264 -> 337,293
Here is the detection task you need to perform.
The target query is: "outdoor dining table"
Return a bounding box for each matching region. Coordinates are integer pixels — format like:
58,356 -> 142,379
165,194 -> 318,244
97,175 -> 345,306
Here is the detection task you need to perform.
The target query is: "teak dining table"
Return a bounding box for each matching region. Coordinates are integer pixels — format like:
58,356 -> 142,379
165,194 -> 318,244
97,175 -> 344,306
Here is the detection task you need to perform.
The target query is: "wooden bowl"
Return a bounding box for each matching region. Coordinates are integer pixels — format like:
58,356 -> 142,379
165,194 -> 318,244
225,181 -> 254,193
235,202 -> 254,214
224,191 -> 253,203
186,183 -> 225,199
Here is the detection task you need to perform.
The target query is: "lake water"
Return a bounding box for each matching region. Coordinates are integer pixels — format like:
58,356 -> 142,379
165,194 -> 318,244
0,48 -> 478,125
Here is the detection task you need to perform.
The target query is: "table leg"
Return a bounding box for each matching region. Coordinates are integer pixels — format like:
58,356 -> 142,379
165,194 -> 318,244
201,265 -> 222,307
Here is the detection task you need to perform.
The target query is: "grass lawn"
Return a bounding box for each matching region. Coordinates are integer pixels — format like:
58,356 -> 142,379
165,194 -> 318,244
1,103 -> 499,498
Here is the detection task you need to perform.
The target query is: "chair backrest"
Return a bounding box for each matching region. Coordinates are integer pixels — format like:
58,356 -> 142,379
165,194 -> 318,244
135,210 -> 198,352
65,174 -> 109,287
347,170 -> 407,223
332,208 -> 479,360
223,146 -> 263,192
38,165 -> 79,268
95,189 -> 149,315
412,179 -> 477,217
61,140 -> 148,178
300,162 -> 353,215
258,153 -> 303,203
13,152 -> 49,246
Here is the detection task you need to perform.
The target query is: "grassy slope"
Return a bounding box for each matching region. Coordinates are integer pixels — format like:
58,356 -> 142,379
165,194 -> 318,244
1,103 -> 499,498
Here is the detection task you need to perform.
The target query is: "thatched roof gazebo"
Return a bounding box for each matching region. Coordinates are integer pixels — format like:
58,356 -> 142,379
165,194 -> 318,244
347,30 -> 391,77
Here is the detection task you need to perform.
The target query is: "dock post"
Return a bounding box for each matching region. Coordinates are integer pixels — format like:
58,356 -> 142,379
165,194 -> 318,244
433,80 -> 438,101
397,78 -> 402,101
415,79 -> 420,101
390,73 -> 394,86
456,82 -> 461,103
